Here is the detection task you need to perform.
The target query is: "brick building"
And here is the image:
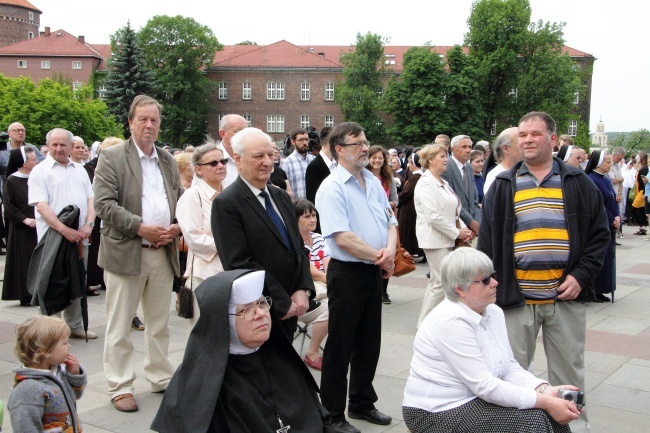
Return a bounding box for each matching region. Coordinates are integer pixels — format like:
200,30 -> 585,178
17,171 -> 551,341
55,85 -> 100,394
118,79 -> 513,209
0,0 -> 40,48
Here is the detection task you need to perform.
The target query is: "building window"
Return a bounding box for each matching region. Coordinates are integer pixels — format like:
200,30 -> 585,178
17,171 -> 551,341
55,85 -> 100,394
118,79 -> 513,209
300,116 -> 310,129
41,61 -> 51,69
325,82 -> 334,101
72,82 -> 82,91
99,85 -> 107,100
573,91 -> 580,104
267,115 -> 285,133
267,83 -> 285,100
17,60 -> 27,68
509,87 -> 518,100
301,82 -> 310,101
28,12 -> 34,20
325,115 -> 334,127
490,121 -> 497,136
242,82 -> 252,100
568,120 -> 578,136
28,31 -> 34,39
218,114 -> 224,128
218,82 -> 228,99
243,114 -> 251,127
385,54 -> 396,65
72,61 -> 82,70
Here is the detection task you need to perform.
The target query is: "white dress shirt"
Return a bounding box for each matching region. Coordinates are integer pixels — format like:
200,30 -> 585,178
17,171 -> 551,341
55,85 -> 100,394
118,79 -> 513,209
135,144 -> 170,236
483,164 -> 507,197
403,299 -> 546,413
216,142 -> 239,188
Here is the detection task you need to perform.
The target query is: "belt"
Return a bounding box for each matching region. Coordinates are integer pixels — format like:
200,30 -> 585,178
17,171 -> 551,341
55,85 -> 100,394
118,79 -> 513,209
525,299 -> 555,305
142,244 -> 160,250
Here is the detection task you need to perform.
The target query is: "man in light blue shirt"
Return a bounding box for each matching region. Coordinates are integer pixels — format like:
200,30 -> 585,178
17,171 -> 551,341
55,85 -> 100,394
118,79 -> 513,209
315,122 -> 397,433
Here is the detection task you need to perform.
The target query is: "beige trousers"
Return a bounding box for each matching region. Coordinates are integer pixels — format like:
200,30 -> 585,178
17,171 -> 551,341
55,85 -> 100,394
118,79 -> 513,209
103,248 -> 175,399
417,247 -> 453,327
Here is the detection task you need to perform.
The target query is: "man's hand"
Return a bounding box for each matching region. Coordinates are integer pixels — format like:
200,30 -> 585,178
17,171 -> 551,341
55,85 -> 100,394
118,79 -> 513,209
78,224 -> 93,240
557,275 -> 582,301
374,247 -> 395,270
62,226 -> 82,243
22,218 -> 36,228
281,290 -> 309,320
137,223 -> 170,246
469,220 -> 480,236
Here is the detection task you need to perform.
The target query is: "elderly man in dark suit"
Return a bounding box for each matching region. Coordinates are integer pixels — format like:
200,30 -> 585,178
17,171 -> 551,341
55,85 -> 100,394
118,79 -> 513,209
212,127 -> 314,338
441,134 -> 481,236
94,95 -> 183,413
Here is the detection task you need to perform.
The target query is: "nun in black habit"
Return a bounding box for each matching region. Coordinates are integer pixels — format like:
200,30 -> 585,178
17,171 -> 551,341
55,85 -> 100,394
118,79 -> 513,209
151,269 -> 333,433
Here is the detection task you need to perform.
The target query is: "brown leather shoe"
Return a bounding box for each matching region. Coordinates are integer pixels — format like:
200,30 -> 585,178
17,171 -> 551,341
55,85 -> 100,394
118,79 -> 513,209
112,393 -> 139,412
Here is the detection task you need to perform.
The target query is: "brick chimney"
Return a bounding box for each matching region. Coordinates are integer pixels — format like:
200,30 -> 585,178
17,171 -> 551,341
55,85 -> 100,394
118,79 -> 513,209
44,27 -> 50,36
78,35 -> 85,44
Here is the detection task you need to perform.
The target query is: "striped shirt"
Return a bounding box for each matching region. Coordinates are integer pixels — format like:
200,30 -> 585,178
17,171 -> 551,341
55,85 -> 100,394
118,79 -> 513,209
307,231 -> 329,272
513,161 -> 569,302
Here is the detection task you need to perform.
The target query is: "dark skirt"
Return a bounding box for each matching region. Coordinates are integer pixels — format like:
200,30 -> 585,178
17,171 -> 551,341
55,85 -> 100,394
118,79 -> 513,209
403,398 -> 571,433
2,222 -> 37,303
593,231 -> 615,295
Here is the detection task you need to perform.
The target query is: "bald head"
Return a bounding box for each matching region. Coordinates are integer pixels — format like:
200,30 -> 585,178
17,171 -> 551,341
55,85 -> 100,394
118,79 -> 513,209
494,127 -> 521,167
8,122 -> 26,148
219,114 -> 248,157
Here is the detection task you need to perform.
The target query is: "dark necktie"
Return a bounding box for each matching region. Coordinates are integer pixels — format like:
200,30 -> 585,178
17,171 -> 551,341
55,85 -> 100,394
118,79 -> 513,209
259,190 -> 292,249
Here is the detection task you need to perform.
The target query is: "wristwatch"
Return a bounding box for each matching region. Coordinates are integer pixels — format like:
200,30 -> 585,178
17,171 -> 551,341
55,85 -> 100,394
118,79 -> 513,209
86,221 -> 95,227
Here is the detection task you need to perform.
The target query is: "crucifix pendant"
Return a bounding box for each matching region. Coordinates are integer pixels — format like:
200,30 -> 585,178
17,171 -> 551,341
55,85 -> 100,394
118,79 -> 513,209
276,416 -> 290,433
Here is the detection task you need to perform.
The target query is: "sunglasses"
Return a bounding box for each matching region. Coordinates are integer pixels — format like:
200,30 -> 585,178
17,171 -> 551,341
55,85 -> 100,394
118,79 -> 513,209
197,158 -> 228,167
473,272 -> 496,286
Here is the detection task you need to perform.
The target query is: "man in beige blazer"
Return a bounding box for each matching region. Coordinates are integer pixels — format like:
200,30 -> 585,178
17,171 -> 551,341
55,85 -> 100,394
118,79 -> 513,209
94,95 -> 183,412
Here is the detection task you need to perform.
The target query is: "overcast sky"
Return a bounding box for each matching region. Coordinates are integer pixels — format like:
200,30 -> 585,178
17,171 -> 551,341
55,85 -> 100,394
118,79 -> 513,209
41,0 -> 647,133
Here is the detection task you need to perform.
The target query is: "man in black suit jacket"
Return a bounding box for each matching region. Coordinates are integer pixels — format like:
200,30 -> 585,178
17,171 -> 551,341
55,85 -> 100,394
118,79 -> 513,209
305,127 -> 334,233
441,135 -> 481,236
212,127 -> 314,337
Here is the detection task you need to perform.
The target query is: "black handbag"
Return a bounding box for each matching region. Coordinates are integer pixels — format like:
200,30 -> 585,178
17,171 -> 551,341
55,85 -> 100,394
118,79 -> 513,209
178,282 -> 193,319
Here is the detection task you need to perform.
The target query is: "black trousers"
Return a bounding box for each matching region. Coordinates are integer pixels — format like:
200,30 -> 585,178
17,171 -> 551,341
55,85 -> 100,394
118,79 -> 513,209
321,258 -> 383,418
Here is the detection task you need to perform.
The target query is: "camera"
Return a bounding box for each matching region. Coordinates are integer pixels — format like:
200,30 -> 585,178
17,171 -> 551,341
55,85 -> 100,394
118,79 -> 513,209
0,131 -> 8,151
558,388 -> 585,409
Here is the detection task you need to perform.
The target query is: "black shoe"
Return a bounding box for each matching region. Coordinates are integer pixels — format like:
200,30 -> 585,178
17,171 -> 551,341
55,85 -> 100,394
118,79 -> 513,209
330,419 -> 361,433
382,294 -> 391,304
596,293 -> 611,303
348,408 -> 392,426
426,272 -> 431,278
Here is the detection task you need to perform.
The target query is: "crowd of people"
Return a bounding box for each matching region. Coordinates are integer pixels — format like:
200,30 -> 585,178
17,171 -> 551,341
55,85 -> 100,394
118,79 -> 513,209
2,99 -> 644,433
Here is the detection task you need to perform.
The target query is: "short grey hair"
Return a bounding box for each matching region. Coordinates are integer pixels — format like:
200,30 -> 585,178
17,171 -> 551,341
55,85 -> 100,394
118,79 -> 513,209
612,146 -> 625,156
231,127 -> 272,156
72,135 -> 84,144
220,114 -> 247,131
46,128 -> 73,144
441,248 -> 494,302
191,136 -> 222,167
450,135 -> 472,149
492,132 -> 510,163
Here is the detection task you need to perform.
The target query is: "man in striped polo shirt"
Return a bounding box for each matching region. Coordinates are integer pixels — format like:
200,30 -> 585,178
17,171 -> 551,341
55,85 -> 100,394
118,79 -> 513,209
478,111 -> 610,433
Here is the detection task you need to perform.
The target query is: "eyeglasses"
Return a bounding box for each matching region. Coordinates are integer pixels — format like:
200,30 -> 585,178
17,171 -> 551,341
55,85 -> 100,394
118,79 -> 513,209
196,158 -> 229,167
337,140 -> 369,149
229,296 -> 272,321
295,138 -> 310,142
9,128 -> 25,133
473,272 -> 496,286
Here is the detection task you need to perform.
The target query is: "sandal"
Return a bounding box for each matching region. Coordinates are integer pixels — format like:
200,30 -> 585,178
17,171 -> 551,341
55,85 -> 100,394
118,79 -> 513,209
86,288 -> 101,296
131,316 -> 145,331
633,229 -> 647,235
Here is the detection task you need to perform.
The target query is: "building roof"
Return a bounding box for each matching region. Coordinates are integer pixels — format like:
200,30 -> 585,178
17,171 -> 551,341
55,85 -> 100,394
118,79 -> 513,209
563,46 -> 594,58
0,28 -> 103,58
211,40 -> 342,69
0,0 -> 42,13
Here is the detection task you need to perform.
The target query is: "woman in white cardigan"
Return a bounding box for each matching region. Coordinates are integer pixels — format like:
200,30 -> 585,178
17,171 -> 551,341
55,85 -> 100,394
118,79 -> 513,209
414,144 -> 473,327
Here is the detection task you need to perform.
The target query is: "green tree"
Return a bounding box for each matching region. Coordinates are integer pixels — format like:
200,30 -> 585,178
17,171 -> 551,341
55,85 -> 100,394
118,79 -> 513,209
139,15 -> 222,145
465,0 -> 531,132
444,45 -> 486,138
336,32 -> 388,144
384,46 -> 447,144
627,129 -> 650,151
236,40 -> 257,45
104,21 -> 156,137
0,75 -> 122,144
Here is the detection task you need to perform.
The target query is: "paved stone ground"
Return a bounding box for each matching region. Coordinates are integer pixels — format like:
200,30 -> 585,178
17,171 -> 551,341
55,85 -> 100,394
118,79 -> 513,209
1,229 -> 650,432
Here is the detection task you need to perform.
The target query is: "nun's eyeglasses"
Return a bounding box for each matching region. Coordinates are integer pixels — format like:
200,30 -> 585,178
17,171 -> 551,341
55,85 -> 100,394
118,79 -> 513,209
229,296 -> 272,321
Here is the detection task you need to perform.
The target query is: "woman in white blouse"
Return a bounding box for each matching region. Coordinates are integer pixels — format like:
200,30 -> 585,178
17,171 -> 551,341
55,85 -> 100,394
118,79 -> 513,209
176,140 -> 226,330
414,144 -> 473,326
403,248 -> 580,433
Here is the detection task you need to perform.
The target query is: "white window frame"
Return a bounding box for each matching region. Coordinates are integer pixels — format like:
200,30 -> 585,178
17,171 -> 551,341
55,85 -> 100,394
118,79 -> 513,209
325,82 -> 334,101
72,81 -> 82,91
267,82 -> 285,100
28,12 -> 34,20
41,60 -> 51,69
218,114 -> 225,129
17,60 -> 27,68
267,115 -> 285,133
28,31 -> 34,39
300,115 -> 310,129
509,87 -> 518,100
385,54 -> 396,65
573,91 -> 580,104
325,115 -> 334,127
568,120 -> 578,136
72,61 -> 82,70
242,82 -> 252,100
243,114 -> 251,127
98,84 -> 107,100
218,82 -> 228,100
490,121 -> 497,136
301,82 -> 310,101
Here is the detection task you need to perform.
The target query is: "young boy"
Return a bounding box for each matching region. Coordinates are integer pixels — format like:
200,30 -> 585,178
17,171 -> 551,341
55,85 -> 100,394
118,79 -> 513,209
8,316 -> 87,433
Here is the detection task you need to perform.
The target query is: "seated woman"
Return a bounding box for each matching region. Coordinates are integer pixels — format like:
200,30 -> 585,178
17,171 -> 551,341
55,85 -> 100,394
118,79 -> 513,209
403,248 -> 580,433
294,199 -> 330,371
151,270 -> 333,433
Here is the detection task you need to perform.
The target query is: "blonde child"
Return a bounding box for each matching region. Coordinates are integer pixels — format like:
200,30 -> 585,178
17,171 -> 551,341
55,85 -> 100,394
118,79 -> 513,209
8,316 -> 86,433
